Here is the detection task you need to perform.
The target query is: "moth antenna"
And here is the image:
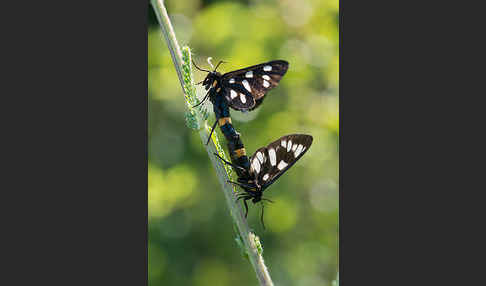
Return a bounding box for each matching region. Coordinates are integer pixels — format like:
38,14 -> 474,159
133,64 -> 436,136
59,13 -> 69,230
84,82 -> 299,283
192,59 -> 211,73
260,202 -> 266,230
214,60 -> 226,71
207,57 -> 215,70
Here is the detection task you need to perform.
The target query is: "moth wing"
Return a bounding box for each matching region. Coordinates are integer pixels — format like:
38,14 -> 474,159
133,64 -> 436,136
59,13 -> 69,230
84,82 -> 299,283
222,85 -> 256,111
250,134 -> 313,190
222,60 -> 289,111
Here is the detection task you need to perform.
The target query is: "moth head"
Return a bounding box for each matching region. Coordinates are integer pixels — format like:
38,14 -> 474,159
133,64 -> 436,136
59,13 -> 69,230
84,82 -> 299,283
248,186 -> 263,203
193,57 -> 225,89
203,72 -> 220,90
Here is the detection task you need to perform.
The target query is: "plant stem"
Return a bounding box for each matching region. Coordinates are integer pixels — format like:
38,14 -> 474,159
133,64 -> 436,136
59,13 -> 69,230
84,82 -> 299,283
150,1 -> 274,285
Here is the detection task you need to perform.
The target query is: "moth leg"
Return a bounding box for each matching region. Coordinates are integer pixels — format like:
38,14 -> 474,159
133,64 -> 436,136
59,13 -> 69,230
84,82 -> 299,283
214,153 -> 247,173
235,194 -> 247,204
227,180 -> 256,189
235,192 -> 248,198
192,89 -> 210,108
235,195 -> 243,203
243,198 -> 249,218
214,152 -> 233,165
227,180 -> 252,189
205,120 -> 218,145
260,203 -> 266,230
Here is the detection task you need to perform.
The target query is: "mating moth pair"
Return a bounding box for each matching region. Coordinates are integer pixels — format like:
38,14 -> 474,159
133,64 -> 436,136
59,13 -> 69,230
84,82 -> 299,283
193,58 -> 313,228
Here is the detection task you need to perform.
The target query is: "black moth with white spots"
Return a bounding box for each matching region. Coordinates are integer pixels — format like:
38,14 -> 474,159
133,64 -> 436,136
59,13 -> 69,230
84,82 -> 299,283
215,134 -> 313,222
194,59 -> 289,111
249,134 -> 313,189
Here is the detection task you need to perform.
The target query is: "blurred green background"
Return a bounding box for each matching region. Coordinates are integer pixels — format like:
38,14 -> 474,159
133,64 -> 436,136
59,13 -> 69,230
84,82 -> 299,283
148,0 -> 338,285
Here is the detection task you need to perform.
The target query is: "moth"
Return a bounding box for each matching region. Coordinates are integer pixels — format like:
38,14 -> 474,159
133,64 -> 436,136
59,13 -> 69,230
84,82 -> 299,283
214,134 -> 313,228
193,58 -> 289,144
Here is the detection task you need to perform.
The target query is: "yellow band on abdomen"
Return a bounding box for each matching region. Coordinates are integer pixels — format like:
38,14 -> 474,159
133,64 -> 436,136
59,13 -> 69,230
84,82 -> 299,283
218,117 -> 232,126
233,148 -> 246,158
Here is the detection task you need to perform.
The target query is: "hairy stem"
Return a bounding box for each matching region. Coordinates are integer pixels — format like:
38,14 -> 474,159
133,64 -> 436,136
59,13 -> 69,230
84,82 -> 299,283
150,1 -> 274,285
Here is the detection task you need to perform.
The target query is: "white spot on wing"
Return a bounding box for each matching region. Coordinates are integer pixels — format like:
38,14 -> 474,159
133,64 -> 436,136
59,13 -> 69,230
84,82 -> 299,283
294,144 -> 304,157
229,78 -> 235,84
277,160 -> 288,170
242,80 -> 251,92
253,159 -> 261,173
262,75 -> 271,80
263,174 -> 269,181
263,80 -> 270,88
245,71 -> 253,78
263,65 -> 272,71
281,140 -> 287,148
268,148 -> 276,166
230,90 -> 237,99
292,144 -> 297,152
287,140 -> 292,152
256,152 -> 264,163
240,94 -> 247,104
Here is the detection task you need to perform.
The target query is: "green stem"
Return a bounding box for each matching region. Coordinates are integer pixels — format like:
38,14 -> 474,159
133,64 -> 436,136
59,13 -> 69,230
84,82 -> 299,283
150,1 -> 274,285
